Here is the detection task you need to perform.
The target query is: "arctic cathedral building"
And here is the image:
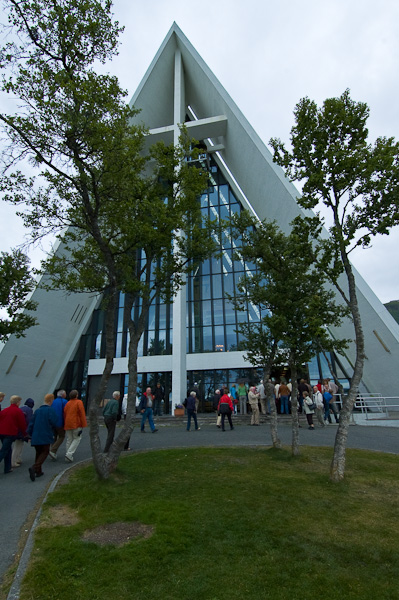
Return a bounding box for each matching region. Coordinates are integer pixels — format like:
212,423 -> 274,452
0,24 -> 398,412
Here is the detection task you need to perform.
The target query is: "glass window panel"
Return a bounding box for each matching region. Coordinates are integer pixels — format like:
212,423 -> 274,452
159,303 -> 167,329
202,300 -> 212,326
308,355 -> 320,381
147,304 -> 156,330
193,301 -> 201,327
201,258 -> 210,276
200,193 -> 209,208
237,308 -> 248,323
229,369 -> 241,383
244,259 -> 256,271
213,299 -> 224,326
219,203 -> 229,221
233,253 -> 245,272
95,331 -> 102,359
211,254 -> 222,274
214,325 -> 225,352
224,299 -> 236,324
226,325 -> 238,351
186,301 -> 193,327
223,272 -> 234,297
115,332 -> 123,358
117,307 -> 124,332
202,370 -> 215,384
212,273 -> 223,299
191,276 -> 200,302
219,184 -> 229,205
248,302 -> 261,323
222,229 -> 232,248
203,327 -> 213,352
319,353 -> 333,379
158,330 -> 167,355
201,275 -> 211,299
209,186 -> 218,207
138,334 -> 144,357
193,323 -> 201,353
222,249 -> 233,273
119,293 -> 125,308
230,201 -> 240,214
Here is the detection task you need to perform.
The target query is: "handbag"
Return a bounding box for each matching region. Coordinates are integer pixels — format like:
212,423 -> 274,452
308,402 -> 316,411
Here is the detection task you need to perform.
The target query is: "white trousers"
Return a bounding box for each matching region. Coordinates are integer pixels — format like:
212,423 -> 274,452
65,428 -> 83,461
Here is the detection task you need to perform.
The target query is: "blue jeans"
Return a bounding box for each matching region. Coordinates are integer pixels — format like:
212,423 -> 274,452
324,400 -> 331,422
141,407 -> 155,431
280,396 -> 289,414
0,435 -> 16,473
186,409 -> 198,430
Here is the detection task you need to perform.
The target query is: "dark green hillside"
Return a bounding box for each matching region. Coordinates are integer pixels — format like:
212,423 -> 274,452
384,300 -> 399,324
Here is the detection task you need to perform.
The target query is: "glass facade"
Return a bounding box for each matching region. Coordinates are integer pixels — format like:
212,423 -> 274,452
64,155 -> 350,406
186,161 -> 261,353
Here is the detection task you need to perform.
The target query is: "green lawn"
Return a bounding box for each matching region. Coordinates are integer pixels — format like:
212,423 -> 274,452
16,447 -> 399,600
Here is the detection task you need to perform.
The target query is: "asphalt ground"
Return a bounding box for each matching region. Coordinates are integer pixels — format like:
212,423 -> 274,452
1,415 -> 399,589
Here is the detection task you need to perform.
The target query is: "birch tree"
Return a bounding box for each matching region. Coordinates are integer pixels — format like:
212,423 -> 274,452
233,212 -> 347,455
270,89 -> 399,479
0,0 -> 215,479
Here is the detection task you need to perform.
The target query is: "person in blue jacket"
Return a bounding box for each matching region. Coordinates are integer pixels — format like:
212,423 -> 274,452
49,389 -> 68,460
28,393 -> 58,481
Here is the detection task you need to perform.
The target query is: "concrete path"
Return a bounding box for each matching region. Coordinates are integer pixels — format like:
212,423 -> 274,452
1,417 -> 398,588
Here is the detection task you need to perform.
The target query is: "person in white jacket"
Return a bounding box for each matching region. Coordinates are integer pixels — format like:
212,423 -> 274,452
312,386 -> 325,427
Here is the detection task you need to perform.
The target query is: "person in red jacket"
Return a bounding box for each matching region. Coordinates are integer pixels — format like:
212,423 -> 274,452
0,395 -> 27,474
217,393 -> 234,431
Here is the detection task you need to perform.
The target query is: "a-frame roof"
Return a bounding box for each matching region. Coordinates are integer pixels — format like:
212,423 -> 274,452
129,24 -> 399,396
129,22 -> 302,228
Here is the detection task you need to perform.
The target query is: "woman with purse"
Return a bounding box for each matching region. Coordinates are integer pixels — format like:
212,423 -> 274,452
312,385 -> 325,427
302,391 -> 315,430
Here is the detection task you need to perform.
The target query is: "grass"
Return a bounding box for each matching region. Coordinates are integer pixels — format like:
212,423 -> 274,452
13,447 -> 399,600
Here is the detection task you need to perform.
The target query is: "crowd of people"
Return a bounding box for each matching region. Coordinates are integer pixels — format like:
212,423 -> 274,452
0,378 -> 341,477
0,389 -> 87,480
184,378 -> 341,432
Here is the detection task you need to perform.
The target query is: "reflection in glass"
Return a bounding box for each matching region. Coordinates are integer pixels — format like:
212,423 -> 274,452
203,327 -> 213,352
214,325 -> 225,351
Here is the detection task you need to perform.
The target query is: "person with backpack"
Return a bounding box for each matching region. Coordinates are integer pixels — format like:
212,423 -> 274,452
184,391 -> 200,431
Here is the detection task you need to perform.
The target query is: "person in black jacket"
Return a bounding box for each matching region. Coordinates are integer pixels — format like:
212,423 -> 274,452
152,382 -> 165,416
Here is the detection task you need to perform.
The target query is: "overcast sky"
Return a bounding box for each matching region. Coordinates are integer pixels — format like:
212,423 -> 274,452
1,0 -> 398,303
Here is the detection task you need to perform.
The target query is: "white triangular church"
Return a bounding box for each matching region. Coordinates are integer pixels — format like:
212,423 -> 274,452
1,23 -> 398,410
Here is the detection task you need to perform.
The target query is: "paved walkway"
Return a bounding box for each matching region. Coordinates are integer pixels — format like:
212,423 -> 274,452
1,416 -> 398,589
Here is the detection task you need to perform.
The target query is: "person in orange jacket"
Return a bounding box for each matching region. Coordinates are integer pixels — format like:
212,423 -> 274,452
64,389 -> 87,463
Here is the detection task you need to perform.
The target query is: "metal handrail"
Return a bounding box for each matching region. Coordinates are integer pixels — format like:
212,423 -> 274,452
354,395 -> 399,419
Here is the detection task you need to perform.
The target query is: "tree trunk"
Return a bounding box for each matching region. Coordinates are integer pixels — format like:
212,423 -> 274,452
290,362 -> 300,456
89,288 -> 119,480
263,367 -> 281,449
330,256 -> 365,481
